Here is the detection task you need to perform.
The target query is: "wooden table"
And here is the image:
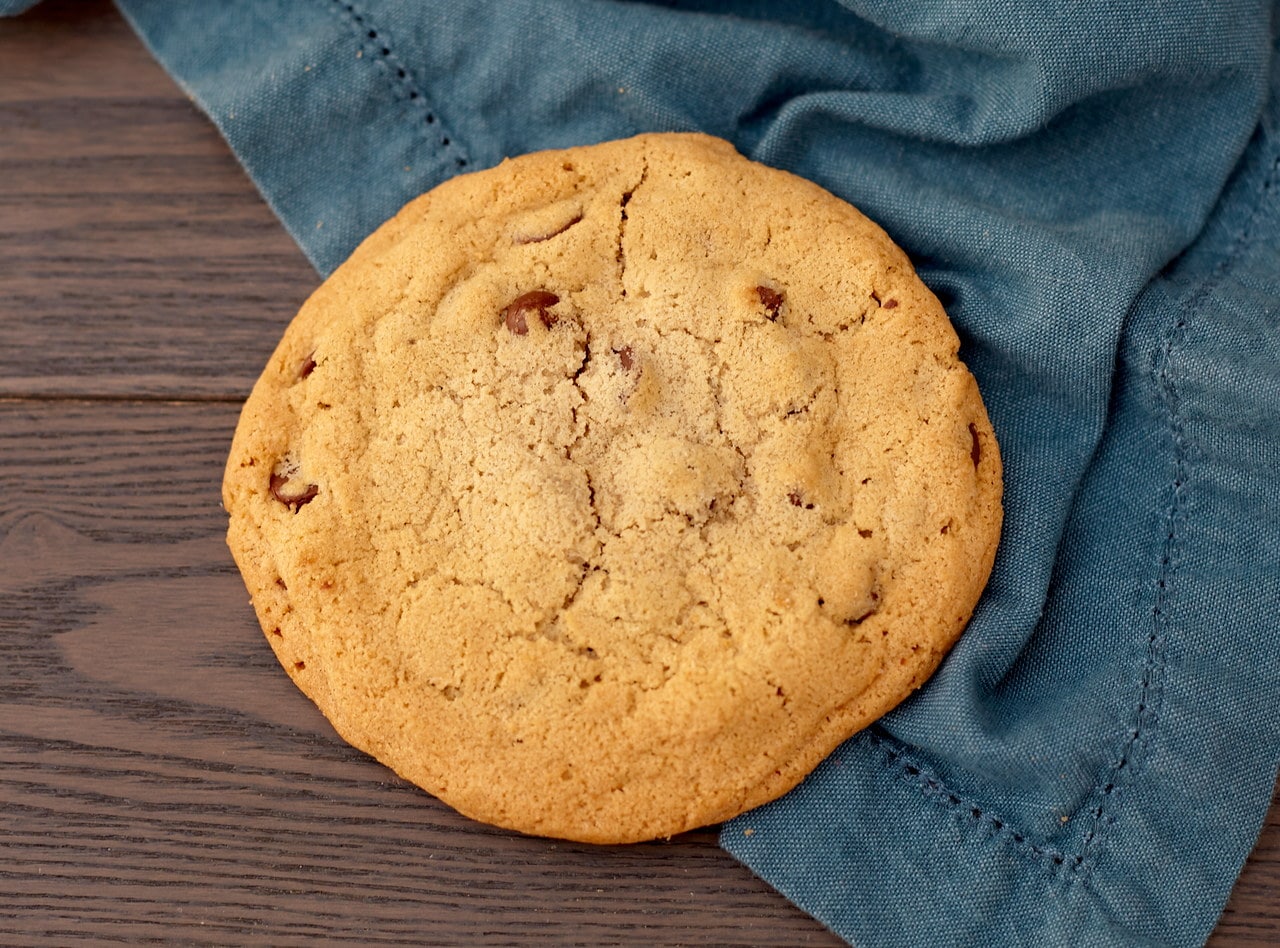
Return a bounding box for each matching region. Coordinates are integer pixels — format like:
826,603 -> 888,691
2,1 -> 1275,943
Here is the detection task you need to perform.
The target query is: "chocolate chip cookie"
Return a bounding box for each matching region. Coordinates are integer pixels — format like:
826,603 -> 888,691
222,133 -> 1002,843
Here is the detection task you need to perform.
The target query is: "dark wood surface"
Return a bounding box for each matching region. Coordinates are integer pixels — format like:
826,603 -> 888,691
1,2 -> 1275,944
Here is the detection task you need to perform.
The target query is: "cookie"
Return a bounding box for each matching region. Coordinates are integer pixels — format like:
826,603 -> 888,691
222,133 -> 1002,843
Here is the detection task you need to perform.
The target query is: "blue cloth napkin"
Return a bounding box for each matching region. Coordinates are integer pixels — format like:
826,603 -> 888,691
12,0 -> 1277,943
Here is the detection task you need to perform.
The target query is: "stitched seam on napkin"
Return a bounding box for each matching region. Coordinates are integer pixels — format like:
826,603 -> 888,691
1078,134 -> 1280,861
866,728 -> 1087,877
325,0 -> 471,170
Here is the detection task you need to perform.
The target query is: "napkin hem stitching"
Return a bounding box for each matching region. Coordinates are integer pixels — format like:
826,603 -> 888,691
325,0 -> 471,171
865,728 -> 1087,877
1078,128 -> 1280,863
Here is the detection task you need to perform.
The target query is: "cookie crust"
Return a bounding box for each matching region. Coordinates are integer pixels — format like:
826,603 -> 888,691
223,133 -> 1002,843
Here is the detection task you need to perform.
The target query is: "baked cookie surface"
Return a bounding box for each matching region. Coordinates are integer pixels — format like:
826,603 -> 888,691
222,133 -> 1002,843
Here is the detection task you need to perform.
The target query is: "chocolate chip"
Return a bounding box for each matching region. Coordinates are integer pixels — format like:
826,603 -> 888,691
617,346 -> 634,370
787,491 -> 814,509
504,308 -> 528,336
756,285 -> 784,320
883,298 -> 899,309
270,472 -> 319,511
297,353 -> 317,380
968,422 -> 982,467
502,290 -> 560,335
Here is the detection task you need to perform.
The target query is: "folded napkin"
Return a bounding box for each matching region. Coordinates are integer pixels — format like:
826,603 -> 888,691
15,0 -> 1276,943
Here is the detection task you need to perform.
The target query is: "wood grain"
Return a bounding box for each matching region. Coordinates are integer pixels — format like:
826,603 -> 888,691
0,1 -> 1274,945
0,0 -> 314,399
